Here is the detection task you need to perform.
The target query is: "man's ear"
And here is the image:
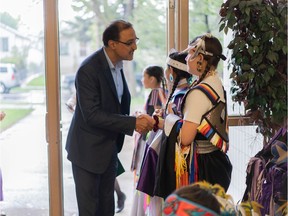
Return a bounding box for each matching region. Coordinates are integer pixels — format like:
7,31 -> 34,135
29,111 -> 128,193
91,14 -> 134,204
108,40 -> 117,49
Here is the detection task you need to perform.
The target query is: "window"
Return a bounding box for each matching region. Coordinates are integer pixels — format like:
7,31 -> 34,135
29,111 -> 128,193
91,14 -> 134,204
79,41 -> 87,57
60,41 -> 69,56
0,37 -> 9,52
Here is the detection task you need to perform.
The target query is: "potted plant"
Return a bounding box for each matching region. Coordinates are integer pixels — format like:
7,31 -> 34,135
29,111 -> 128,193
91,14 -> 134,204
219,0 -> 287,142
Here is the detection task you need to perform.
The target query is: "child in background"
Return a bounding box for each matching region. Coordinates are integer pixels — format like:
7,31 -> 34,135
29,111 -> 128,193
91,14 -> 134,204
0,111 -> 6,206
130,65 -> 166,216
136,51 -> 191,216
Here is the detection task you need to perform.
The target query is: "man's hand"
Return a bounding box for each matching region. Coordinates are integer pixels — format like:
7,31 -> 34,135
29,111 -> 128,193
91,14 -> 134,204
135,114 -> 155,134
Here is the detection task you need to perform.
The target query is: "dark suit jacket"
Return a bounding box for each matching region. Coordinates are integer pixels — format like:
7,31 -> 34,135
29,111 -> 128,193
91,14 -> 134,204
65,48 -> 136,174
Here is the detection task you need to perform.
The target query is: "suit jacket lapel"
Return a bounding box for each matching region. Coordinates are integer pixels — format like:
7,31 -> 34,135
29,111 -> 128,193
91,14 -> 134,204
100,49 -> 119,103
120,69 -> 131,114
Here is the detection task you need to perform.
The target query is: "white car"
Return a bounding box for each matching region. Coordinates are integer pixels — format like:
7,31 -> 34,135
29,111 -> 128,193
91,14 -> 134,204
0,63 -> 21,93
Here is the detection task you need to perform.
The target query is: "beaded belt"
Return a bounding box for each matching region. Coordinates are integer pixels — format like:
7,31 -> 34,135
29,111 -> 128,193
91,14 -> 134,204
195,140 -> 218,154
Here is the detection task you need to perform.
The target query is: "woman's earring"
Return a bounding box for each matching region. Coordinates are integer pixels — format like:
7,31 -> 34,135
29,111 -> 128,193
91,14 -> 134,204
197,61 -> 202,72
169,74 -> 174,82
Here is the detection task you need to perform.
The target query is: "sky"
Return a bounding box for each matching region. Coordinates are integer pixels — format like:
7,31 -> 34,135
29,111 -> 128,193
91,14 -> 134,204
0,0 -> 75,35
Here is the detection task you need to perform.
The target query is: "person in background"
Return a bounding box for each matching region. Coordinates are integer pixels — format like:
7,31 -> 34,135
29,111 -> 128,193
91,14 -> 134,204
163,182 -> 222,216
163,50 -> 192,118
163,181 -> 262,216
0,111 -> 6,205
136,51 -> 192,216
65,94 -> 127,214
130,65 -> 166,216
0,111 -> 5,121
65,20 -> 154,216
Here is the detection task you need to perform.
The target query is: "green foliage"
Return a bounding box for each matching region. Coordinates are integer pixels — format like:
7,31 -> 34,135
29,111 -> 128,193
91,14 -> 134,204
67,0 -> 223,73
189,0 -> 224,39
219,0 -> 287,138
0,108 -> 34,132
27,75 -> 45,87
0,12 -> 19,29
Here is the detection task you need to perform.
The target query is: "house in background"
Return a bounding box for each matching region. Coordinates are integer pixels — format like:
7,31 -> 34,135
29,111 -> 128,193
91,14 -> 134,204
59,37 -> 93,76
0,22 -> 31,59
0,22 -> 95,83
0,22 -> 44,80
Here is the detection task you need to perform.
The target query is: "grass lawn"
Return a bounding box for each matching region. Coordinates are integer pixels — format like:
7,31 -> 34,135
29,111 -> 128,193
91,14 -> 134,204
0,108 -> 34,132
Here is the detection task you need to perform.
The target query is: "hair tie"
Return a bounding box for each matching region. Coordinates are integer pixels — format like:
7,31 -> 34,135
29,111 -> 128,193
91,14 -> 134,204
218,54 -> 226,61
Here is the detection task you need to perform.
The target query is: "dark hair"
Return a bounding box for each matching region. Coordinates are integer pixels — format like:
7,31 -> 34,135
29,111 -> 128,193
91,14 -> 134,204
102,20 -> 133,46
202,35 -> 225,67
168,51 -> 191,81
144,65 -> 166,91
190,34 -> 226,84
165,51 -> 191,112
173,184 -> 221,214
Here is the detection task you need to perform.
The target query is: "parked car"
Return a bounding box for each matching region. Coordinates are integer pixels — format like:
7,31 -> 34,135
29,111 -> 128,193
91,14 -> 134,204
0,63 -> 21,93
61,74 -> 75,93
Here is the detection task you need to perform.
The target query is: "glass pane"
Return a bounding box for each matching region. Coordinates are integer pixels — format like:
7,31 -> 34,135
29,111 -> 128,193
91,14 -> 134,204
0,0 -> 48,215
59,0 -> 166,215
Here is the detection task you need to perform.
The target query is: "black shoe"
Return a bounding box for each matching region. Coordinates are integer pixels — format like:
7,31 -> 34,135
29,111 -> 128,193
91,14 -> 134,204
115,192 -> 126,213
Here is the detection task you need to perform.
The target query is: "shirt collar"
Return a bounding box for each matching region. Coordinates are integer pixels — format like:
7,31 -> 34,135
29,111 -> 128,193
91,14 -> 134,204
103,47 -> 123,71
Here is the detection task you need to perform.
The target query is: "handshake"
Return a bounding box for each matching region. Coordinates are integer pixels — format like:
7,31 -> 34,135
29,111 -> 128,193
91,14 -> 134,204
135,114 -> 156,134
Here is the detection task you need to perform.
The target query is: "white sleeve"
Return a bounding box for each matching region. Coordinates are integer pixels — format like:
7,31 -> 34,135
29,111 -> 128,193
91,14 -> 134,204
183,89 -> 212,124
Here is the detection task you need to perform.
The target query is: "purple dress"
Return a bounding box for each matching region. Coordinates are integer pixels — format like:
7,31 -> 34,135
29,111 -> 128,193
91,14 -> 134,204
137,87 -> 188,196
0,168 -> 3,201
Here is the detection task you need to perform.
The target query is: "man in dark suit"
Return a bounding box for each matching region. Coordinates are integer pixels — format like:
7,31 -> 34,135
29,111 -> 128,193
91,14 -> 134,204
65,20 -> 154,216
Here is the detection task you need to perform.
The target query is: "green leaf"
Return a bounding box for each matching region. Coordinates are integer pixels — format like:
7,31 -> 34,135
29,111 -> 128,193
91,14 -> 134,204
242,64 -> 251,71
219,22 -> 226,32
258,64 -> 267,70
224,26 -> 229,35
267,67 -> 275,76
248,46 -> 254,56
239,1 -> 246,10
248,73 -> 255,80
255,54 -> 264,64
267,5 -> 273,14
263,72 -> 270,83
245,7 -> 251,16
266,50 -> 279,63
251,39 -> 260,46
229,0 -> 240,8
282,46 -> 287,55
271,37 -> 284,51
263,31 -> 274,41
254,46 -> 260,54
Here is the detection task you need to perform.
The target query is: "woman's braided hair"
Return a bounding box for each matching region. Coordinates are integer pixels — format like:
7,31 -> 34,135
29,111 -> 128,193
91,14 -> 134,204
164,51 -> 191,113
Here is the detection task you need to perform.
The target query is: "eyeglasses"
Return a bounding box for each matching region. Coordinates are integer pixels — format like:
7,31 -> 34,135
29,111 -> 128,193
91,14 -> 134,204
114,37 -> 139,46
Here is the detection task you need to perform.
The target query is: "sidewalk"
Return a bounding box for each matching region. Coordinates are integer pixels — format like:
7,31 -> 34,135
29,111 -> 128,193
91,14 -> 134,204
0,104 -> 136,216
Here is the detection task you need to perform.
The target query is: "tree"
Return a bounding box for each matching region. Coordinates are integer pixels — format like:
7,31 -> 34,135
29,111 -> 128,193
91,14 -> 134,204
189,0 -> 224,38
63,0 -> 224,95
0,12 -> 19,29
219,0 -> 287,140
